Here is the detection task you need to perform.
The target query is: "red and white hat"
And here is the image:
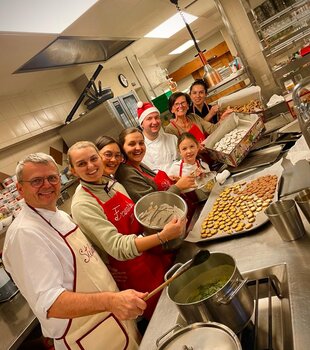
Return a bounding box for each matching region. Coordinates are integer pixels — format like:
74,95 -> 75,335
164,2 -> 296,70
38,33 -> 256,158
137,101 -> 159,125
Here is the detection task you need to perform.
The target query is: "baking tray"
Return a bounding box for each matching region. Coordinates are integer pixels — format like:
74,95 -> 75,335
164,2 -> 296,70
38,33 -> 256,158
186,161 -> 283,243
277,119 -> 300,134
262,113 -> 294,135
227,144 -> 285,174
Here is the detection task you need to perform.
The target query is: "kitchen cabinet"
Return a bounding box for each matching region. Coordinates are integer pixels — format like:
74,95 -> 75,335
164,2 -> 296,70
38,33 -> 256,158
169,41 -> 234,83
242,0 -> 310,91
169,41 -> 251,103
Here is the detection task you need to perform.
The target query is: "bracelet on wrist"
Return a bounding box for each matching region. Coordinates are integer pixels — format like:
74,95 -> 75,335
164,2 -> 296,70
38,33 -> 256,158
157,232 -> 165,245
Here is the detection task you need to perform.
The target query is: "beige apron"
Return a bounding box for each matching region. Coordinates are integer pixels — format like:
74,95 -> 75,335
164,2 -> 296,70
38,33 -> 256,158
61,226 -> 140,350
29,206 -> 140,350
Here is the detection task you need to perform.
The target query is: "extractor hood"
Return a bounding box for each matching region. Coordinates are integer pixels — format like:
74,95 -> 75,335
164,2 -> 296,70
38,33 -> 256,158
14,36 -> 135,73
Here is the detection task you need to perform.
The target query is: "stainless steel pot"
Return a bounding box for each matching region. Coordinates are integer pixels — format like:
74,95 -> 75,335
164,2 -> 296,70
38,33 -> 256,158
134,192 -> 187,250
156,322 -> 242,350
166,252 -> 254,334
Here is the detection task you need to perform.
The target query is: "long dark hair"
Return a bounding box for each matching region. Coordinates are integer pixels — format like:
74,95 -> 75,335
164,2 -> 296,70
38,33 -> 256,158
118,127 -> 144,161
168,92 -> 191,113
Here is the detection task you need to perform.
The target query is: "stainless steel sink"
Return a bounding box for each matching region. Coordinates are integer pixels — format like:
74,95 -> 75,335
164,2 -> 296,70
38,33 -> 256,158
240,263 -> 293,350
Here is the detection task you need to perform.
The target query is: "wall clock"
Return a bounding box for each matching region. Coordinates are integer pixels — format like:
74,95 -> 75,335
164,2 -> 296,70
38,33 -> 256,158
118,74 -> 128,88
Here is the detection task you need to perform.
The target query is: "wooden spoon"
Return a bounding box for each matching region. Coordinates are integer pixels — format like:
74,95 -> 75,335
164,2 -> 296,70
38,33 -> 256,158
144,250 -> 210,301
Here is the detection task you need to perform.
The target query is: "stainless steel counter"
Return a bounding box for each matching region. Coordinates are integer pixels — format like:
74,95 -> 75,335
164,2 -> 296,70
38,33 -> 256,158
140,184 -> 310,350
0,179 -> 78,350
0,292 -> 37,350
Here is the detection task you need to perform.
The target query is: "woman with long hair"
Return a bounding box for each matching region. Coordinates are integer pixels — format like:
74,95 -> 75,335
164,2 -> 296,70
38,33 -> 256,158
68,139 -> 186,322
115,127 -> 196,203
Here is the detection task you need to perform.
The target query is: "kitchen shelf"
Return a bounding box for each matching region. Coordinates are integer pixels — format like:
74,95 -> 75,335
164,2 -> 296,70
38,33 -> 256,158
272,54 -> 310,78
243,0 -> 310,92
262,11 -> 310,42
258,0 -> 308,27
265,27 -> 310,56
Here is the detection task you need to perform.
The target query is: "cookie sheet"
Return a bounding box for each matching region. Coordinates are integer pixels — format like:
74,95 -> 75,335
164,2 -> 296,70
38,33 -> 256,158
186,160 -> 283,243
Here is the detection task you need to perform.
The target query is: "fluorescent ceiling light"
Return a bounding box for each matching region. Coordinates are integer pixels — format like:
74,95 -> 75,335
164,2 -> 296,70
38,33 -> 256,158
0,0 -> 98,33
144,12 -> 198,39
169,40 -> 199,55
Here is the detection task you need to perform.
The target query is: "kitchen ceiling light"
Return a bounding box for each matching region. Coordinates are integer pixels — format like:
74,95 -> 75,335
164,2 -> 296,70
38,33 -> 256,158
169,40 -> 199,55
144,12 -> 197,39
0,0 -> 97,33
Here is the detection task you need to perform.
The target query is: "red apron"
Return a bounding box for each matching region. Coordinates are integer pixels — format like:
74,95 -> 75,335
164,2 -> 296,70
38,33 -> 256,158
170,120 -> 206,143
179,160 -> 199,223
82,187 -> 173,320
127,161 -> 174,191
152,170 -> 175,191
172,119 -> 213,165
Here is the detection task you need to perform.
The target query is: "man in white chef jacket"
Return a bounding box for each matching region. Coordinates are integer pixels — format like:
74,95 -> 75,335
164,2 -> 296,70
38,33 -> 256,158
3,153 -> 146,350
137,101 -> 178,174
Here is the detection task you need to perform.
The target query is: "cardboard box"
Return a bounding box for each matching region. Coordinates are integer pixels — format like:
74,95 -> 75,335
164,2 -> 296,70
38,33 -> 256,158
218,86 -> 263,116
203,113 -> 264,167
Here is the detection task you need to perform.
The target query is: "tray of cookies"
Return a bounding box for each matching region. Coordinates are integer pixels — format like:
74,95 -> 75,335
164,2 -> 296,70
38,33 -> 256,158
186,161 -> 283,243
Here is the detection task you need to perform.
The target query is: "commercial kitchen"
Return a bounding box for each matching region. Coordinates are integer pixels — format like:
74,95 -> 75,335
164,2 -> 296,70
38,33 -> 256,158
0,0 -> 310,349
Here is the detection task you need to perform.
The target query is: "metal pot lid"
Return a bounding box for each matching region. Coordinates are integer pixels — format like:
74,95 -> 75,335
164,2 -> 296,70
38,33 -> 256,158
157,322 -> 241,350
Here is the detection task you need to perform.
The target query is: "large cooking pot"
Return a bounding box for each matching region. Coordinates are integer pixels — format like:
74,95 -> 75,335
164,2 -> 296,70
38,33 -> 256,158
166,252 -> 254,334
156,322 -> 242,350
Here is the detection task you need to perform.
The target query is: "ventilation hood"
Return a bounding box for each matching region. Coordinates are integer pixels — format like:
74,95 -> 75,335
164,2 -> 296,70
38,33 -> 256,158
14,36 -> 135,73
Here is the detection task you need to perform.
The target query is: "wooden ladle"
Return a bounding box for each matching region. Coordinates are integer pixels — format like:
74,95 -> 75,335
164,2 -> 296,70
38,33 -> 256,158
144,250 -> 210,301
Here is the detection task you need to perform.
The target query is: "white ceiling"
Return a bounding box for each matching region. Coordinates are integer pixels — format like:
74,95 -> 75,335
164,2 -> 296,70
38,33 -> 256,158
0,0 -> 223,97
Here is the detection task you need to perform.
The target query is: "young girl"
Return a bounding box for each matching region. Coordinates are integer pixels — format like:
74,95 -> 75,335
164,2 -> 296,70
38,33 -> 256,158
169,132 -> 210,182
169,132 -> 213,220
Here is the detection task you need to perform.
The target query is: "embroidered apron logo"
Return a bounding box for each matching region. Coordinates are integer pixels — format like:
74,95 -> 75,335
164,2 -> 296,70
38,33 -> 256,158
79,244 -> 97,263
112,203 -> 134,221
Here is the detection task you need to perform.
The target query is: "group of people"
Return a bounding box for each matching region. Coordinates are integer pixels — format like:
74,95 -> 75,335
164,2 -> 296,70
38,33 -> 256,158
3,79 -> 231,350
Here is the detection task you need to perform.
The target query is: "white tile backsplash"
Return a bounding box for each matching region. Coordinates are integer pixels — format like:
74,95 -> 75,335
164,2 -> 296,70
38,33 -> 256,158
0,120 -> 17,142
9,117 -> 29,137
24,93 -> 43,112
0,129 -> 65,175
9,95 -> 30,116
0,100 -> 16,119
20,113 -> 41,132
0,82 -> 80,154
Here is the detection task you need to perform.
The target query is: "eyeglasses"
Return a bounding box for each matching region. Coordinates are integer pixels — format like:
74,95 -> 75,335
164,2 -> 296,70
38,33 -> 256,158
174,101 -> 187,107
101,151 -> 123,161
20,174 -> 60,188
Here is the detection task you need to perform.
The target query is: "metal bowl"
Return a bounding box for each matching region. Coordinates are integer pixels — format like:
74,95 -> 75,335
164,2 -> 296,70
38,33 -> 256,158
156,322 -> 242,350
134,192 -> 187,250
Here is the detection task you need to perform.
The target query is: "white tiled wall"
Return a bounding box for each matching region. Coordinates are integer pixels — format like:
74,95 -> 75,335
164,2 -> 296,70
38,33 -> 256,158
0,129 -> 66,175
0,82 -> 82,175
0,82 -> 81,150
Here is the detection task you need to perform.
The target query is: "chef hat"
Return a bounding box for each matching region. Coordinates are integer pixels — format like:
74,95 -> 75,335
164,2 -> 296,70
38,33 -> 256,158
137,101 -> 160,125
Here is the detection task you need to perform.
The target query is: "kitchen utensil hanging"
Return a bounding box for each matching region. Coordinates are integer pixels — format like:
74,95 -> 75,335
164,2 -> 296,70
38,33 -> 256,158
170,0 -> 222,86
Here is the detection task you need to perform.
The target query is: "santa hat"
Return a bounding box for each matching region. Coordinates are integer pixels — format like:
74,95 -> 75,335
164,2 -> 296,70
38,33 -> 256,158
137,101 -> 159,125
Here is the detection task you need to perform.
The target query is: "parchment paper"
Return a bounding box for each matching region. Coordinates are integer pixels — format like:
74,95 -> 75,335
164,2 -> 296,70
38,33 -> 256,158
186,159 -> 284,243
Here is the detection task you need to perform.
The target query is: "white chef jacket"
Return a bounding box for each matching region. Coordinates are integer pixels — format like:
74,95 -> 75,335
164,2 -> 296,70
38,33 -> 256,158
3,204 -> 76,345
143,131 -> 178,174
169,159 -> 210,177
